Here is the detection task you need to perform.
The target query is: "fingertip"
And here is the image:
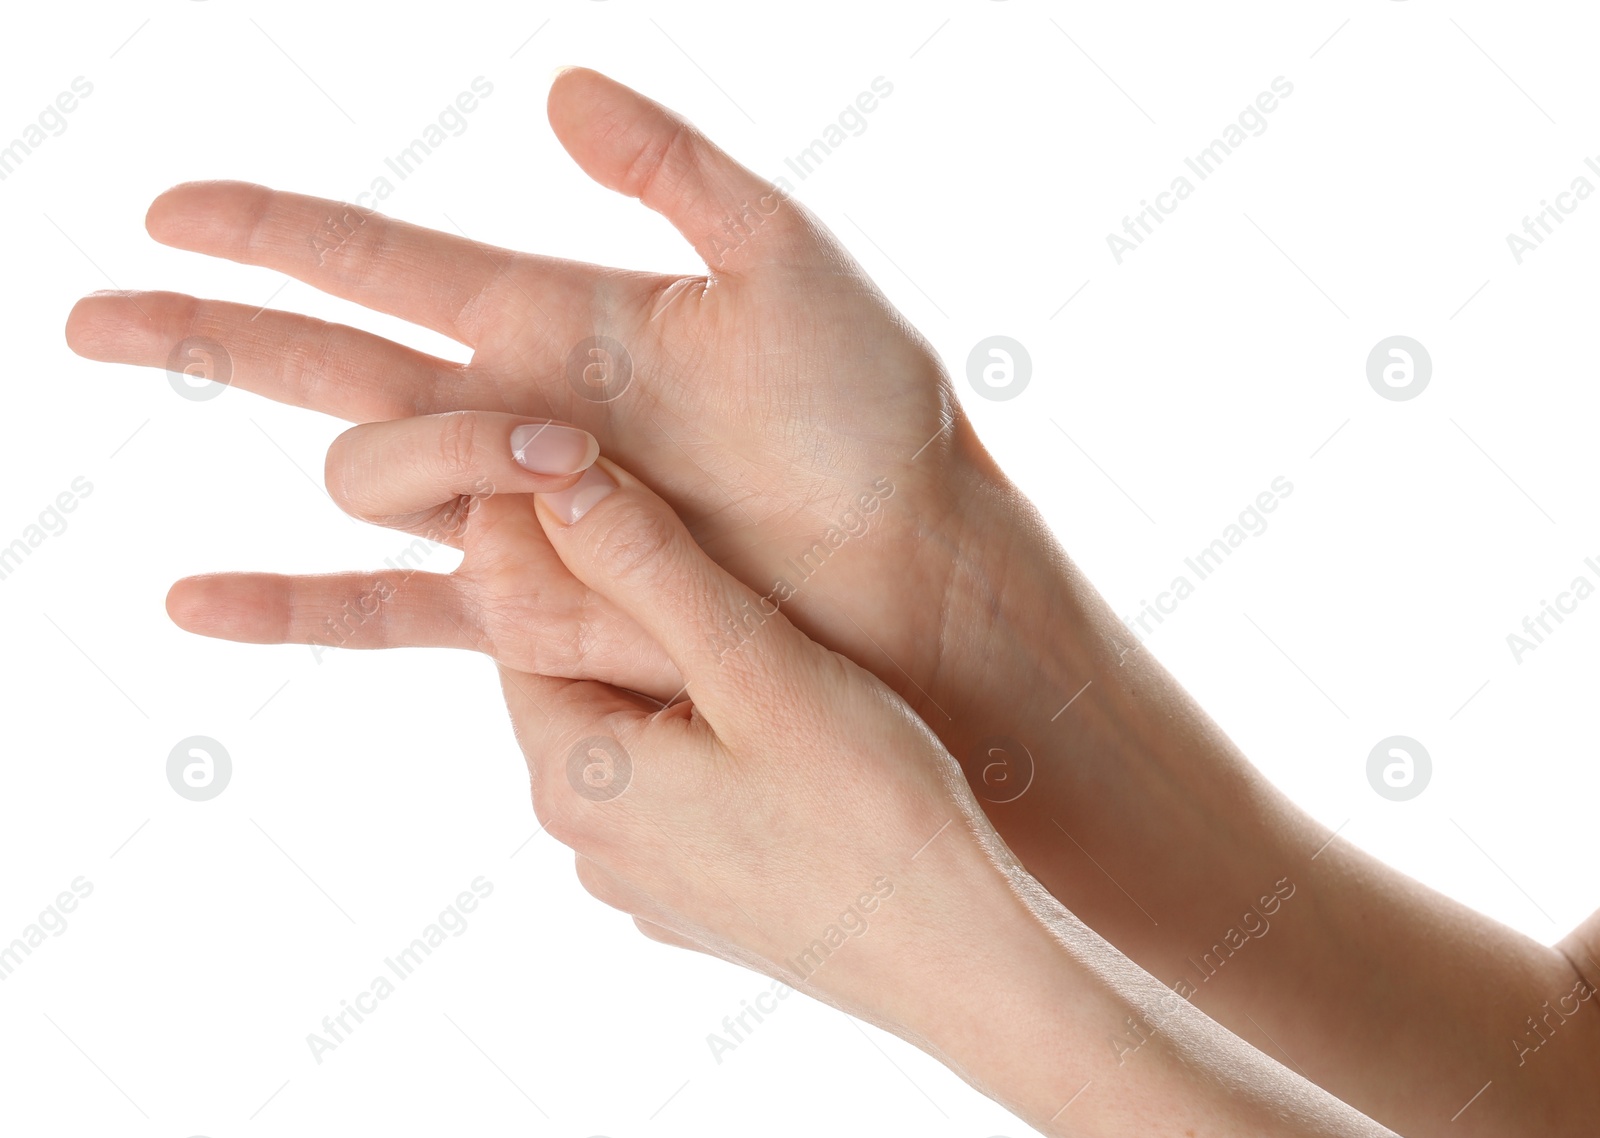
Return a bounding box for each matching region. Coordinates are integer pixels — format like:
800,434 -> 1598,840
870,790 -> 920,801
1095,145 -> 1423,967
164,576 -> 207,632
545,68 -> 812,274
534,459 -> 622,528
545,66 -> 684,201
548,64 -> 595,98
63,294 -> 98,352
145,182 -> 198,244
165,573 -> 251,640
509,421 -> 600,479
64,292 -> 146,360
145,179 -> 261,246
546,65 -> 624,132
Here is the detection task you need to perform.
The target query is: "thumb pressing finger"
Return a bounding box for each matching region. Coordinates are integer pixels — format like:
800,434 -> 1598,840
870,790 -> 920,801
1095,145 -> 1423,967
533,458 -> 807,725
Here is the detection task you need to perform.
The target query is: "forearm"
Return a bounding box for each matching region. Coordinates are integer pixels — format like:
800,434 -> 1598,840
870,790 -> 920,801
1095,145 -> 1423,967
917,459 -> 1600,1136
890,851 -> 1397,1138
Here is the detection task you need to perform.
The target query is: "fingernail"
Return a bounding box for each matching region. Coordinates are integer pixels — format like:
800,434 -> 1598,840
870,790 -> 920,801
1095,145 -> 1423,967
540,463 -> 617,525
511,422 -> 599,475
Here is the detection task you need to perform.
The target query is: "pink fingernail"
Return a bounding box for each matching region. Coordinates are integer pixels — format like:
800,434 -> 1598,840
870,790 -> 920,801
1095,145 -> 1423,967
540,463 -> 617,525
511,422 -> 599,475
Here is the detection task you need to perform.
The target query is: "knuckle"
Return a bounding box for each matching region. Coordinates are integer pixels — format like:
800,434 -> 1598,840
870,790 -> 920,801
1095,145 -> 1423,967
589,501 -> 681,587
434,410 -> 481,481
573,857 -> 626,910
280,320 -> 341,407
530,770 -> 584,848
323,211 -> 391,293
621,119 -> 694,205
531,749 -> 600,851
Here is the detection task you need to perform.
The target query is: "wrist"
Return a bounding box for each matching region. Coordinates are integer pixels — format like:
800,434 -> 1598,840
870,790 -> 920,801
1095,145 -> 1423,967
921,452 -> 1126,798
916,442 -> 1293,968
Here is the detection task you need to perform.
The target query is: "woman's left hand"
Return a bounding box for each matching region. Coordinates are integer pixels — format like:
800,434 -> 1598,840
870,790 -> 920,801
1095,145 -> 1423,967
429,450 -> 1403,1138
163,411 -> 1403,1138
498,453 -> 1015,1031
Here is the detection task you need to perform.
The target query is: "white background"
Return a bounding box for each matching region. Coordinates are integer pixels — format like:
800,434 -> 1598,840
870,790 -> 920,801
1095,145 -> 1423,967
3,2 -> 1597,1135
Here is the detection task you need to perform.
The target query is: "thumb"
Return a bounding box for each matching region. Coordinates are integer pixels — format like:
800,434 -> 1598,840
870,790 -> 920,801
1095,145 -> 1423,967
532,458 -> 808,720
546,66 -> 817,276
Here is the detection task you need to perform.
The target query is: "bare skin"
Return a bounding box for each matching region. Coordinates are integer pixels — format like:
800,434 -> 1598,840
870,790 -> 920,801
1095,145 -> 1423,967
427,450 -> 1405,1137
65,67 -> 1599,1136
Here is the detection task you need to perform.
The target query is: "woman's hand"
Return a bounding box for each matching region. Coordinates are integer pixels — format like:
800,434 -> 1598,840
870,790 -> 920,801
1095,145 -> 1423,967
502,456 -> 1001,1021
66,66 -> 985,716
232,404 -> 1393,1136
63,65 -> 1600,1136
491,454 -> 1397,1138
164,408 -> 686,692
